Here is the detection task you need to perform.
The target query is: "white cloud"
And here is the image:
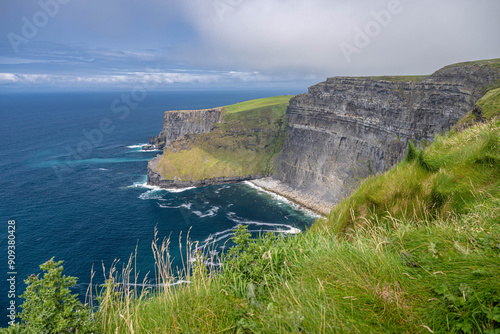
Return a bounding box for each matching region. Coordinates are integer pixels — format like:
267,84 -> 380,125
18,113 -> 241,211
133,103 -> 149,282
180,0 -> 500,77
0,70 -> 273,87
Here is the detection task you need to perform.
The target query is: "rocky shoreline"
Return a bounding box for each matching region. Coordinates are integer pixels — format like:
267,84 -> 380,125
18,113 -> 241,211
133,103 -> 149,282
249,177 -> 333,217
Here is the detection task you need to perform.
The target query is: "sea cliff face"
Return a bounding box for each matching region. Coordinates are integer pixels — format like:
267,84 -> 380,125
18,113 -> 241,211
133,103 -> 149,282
155,107 -> 223,149
147,99 -> 289,189
273,61 -> 500,205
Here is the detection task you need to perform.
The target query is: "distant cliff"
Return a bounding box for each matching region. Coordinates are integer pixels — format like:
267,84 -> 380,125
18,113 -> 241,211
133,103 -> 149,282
147,97 -> 291,189
273,59 -> 500,205
155,108 -> 223,149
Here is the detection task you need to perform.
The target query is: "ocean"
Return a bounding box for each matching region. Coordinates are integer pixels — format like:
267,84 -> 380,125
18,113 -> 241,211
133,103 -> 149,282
0,90 -> 316,326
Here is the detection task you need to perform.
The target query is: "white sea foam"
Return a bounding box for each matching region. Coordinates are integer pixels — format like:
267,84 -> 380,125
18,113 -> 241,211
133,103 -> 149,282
127,144 -> 148,149
165,187 -> 196,193
192,206 -> 219,218
128,182 -> 162,191
243,181 -> 322,218
136,149 -> 162,152
227,213 -> 301,235
98,168 -> 109,171
157,202 -> 192,210
139,190 -> 164,200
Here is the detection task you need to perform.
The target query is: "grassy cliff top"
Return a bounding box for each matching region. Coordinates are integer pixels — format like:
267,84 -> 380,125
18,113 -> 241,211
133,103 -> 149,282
222,95 -> 294,114
155,95 -> 291,182
442,58 -> 500,69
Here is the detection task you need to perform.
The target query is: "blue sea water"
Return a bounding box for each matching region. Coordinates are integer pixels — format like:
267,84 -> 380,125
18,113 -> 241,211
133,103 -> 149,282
0,90 -> 315,325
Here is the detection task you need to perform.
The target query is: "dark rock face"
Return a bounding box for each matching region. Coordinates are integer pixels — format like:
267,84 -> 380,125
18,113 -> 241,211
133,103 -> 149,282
274,63 -> 500,204
142,144 -> 156,151
156,108 -> 223,149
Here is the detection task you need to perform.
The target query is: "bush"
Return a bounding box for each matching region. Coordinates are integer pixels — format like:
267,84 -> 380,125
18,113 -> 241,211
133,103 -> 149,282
7,258 -> 96,334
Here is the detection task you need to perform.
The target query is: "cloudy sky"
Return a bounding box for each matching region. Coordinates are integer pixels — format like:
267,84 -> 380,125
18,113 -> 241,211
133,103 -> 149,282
1,0 -> 499,91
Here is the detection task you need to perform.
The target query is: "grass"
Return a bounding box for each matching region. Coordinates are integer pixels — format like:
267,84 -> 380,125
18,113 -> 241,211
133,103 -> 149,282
453,87 -> 500,131
156,96 -> 290,182
477,88 -> 500,119
441,58 -> 500,70
222,95 -> 293,114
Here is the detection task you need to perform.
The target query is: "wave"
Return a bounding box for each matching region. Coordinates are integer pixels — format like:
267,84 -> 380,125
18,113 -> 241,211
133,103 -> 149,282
195,212 -> 302,252
227,212 -> 301,234
128,181 -> 163,191
243,181 -> 322,219
127,144 -> 148,149
192,206 -> 219,218
158,202 -> 193,210
165,187 -> 196,193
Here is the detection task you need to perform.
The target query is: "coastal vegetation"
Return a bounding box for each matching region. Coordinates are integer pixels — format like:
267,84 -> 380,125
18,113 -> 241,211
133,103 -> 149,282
154,96 -> 292,182
4,84 -> 500,333
94,111 -> 500,333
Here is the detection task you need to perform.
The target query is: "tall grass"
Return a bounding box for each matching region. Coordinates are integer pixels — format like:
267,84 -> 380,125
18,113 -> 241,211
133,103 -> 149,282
89,118 -> 500,333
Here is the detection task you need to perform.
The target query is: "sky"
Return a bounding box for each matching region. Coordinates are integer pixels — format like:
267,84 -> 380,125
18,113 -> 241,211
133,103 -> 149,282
0,0 -> 499,91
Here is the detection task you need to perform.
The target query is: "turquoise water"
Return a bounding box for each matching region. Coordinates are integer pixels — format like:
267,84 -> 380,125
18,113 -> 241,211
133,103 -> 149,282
0,90 -> 315,325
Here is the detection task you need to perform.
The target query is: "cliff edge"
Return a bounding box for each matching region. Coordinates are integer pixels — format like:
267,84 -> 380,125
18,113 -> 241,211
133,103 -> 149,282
147,96 -> 291,189
273,59 -> 500,206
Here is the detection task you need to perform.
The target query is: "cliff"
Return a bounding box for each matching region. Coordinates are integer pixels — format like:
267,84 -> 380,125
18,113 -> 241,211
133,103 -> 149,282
273,59 -> 500,205
155,108 -> 223,149
147,96 -> 292,188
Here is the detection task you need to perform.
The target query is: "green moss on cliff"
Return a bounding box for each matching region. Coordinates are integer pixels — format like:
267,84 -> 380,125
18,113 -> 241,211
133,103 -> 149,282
155,96 -> 291,182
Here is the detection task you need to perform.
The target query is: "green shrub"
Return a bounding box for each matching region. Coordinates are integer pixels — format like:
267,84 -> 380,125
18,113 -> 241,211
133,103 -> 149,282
221,225 -> 290,298
7,258 -> 95,334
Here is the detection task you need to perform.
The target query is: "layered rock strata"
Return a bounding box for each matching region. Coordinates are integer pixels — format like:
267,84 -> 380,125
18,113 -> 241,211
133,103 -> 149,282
156,108 -> 223,149
273,62 -> 500,205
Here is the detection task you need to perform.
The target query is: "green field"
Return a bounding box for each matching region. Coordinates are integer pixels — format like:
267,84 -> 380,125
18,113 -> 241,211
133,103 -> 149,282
222,95 -> 294,114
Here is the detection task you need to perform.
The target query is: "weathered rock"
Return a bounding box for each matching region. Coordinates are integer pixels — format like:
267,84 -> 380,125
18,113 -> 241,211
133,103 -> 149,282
148,135 -> 156,145
141,144 -> 156,151
156,107 -> 223,149
273,62 -> 500,205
